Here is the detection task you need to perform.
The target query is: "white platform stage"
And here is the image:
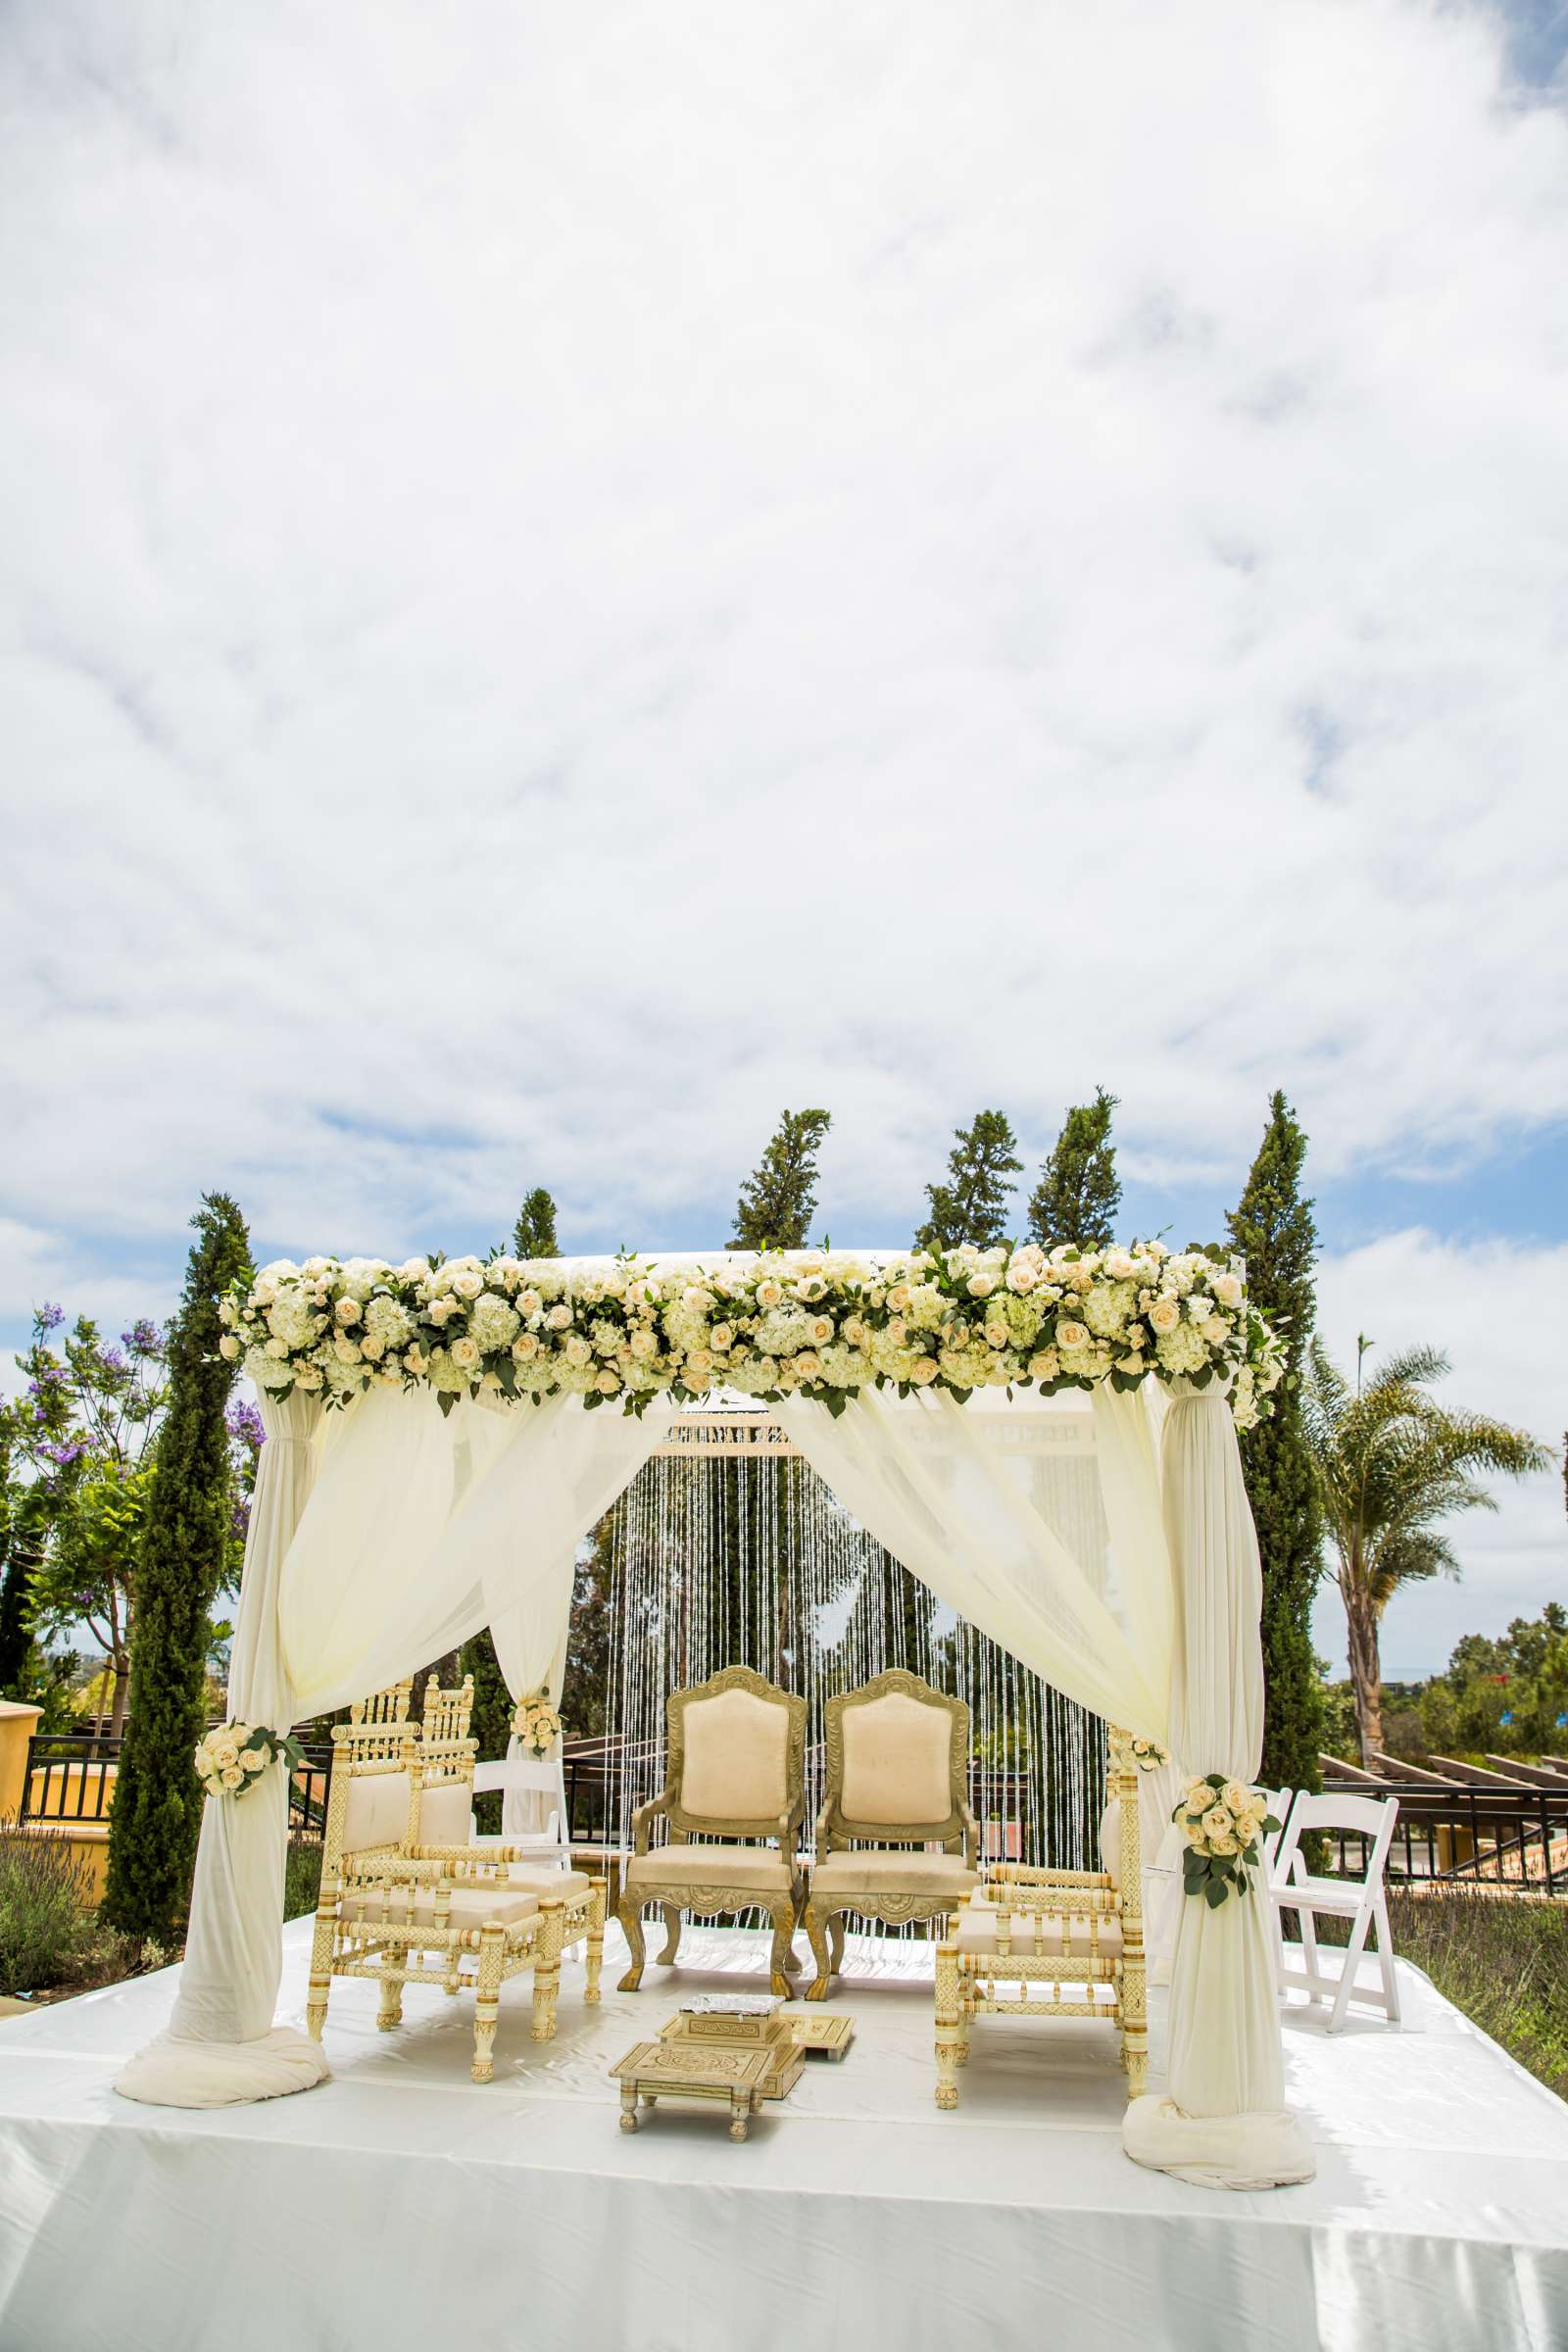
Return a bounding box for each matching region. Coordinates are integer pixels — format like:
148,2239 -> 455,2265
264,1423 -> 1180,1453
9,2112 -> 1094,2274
2,1916 -> 1565,2352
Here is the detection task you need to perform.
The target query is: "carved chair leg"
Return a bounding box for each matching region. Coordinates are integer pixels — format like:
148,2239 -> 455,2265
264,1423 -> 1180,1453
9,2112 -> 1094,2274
471,1922 -> 505,2082
935,1936 -> 961,2109
616,1893 -> 647,1991
828,1912 -> 846,1975
1120,1946 -> 1149,2100
375,1953 -> 404,2034
657,1903 -> 683,1967
532,1901 -> 563,2041
767,1900 -> 797,1999
585,1876 -> 606,2004
804,1901 -> 834,2001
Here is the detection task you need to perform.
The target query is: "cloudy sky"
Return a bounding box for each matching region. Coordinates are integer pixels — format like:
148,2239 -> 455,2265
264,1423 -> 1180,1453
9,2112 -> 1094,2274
3,0 -> 1565,1676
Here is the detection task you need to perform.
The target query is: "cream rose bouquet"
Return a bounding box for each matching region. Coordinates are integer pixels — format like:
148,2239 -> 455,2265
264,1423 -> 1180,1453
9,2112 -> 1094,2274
515,1692 -> 563,1758
1108,1728 -> 1167,1773
194,1720 -> 304,1801
1173,1773 -> 1280,1907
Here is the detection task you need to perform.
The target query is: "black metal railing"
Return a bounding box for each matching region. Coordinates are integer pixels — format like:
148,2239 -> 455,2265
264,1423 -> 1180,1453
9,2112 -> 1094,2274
1308,1782 -> 1568,1898
18,1730 -> 337,1844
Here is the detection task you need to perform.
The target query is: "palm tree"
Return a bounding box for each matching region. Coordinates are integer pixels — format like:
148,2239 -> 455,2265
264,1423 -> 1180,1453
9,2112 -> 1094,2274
1302,1336 -> 1552,1762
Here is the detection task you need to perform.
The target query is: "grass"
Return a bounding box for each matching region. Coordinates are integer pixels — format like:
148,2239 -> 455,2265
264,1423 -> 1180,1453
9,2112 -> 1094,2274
1389,1887 -> 1568,2101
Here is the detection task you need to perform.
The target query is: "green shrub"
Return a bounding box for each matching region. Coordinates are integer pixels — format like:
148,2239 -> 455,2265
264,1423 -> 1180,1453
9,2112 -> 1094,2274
0,1821 -> 90,1991
284,1836 -> 322,1920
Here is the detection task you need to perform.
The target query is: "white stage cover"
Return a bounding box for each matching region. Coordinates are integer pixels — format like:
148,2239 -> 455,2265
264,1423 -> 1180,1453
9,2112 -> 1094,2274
2,1920 -> 1565,2352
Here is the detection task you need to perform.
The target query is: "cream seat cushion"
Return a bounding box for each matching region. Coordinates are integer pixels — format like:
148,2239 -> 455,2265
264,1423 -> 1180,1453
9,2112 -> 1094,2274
487,1864 -> 593,1902
810,1849 -> 976,1897
339,1884 -> 541,1931
840,1693 -> 955,1827
341,1770 -> 413,1856
678,1690 -> 791,1823
625,1843 -> 793,1891
956,1901 -> 1123,1958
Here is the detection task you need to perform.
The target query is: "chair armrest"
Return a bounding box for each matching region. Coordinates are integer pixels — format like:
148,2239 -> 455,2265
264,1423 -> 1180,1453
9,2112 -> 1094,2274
631,1790 -> 672,1857
812,1797 -> 837,1857
777,1792 -> 806,1871
957,1801 -> 980,1871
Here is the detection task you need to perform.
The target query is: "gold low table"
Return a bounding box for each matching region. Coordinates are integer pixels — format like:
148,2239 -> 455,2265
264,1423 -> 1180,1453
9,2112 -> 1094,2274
612,1995 -> 807,2138
612,2040 -> 780,2140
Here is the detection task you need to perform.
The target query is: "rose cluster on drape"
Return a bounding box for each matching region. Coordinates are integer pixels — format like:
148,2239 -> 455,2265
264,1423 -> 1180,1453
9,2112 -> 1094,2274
116,1372 -> 1310,2186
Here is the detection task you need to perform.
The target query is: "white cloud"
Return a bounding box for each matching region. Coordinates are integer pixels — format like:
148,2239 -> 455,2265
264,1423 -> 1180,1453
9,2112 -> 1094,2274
1313,1230 -> 1566,1677
0,8 -> 1566,1367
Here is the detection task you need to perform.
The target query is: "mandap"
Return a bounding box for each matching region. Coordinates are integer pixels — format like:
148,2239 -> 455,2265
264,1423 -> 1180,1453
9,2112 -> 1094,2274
117,1239 -> 1315,2192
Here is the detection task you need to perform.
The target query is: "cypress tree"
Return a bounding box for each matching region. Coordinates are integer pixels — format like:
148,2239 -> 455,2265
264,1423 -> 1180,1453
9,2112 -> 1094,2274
0,1404 -> 29,1695
102,1194 -> 251,1943
512,1187 -> 560,1259
916,1109 -> 1022,1250
1226,1094 -> 1324,1790
730,1109 -> 831,1250
460,1627 -> 514,1835
1028,1088 -> 1122,1247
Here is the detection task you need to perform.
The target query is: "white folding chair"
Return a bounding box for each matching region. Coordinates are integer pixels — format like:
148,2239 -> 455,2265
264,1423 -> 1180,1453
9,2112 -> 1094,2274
1271,1790 -> 1401,2030
471,1755 -> 572,1870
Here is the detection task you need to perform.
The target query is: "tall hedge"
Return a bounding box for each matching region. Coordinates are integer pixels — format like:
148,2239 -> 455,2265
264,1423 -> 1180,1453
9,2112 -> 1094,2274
102,1194 -> 251,1943
1226,1095 -> 1324,1792
461,1627 -> 513,1835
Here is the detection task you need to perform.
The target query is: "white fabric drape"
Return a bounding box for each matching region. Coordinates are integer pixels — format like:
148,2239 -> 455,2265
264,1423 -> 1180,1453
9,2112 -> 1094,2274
778,1385 -> 1171,1740
1122,1389 -> 1314,2187
118,1390 -> 666,2106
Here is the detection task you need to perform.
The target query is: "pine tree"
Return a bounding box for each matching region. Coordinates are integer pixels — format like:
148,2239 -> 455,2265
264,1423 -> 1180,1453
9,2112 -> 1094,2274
916,1109 -> 1022,1251
102,1195 -> 251,1944
730,1109 -> 831,1250
460,1627 -> 514,1835
1226,1094 -> 1325,1789
1028,1088 -> 1122,1248
511,1187 -> 560,1259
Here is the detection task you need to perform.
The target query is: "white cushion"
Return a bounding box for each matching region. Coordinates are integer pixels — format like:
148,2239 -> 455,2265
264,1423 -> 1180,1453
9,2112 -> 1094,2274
340,1770 -> 411,1855
956,1901 -> 1122,1958
625,1842 -> 793,1891
416,1783 -> 474,1847
679,1690 -> 791,1822
339,1883 -> 540,1931
486,1864 -> 593,1902
810,1849 -> 976,1897
840,1693 -> 954,1826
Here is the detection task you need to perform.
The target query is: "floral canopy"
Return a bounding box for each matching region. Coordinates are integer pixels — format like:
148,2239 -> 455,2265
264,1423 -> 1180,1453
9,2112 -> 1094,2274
224,1238 -> 1285,1428
117,1237 -> 1311,2198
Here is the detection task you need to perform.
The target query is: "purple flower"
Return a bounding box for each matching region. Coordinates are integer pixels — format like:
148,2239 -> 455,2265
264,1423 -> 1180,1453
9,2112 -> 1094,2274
100,1347 -> 127,1374
40,1440 -> 85,1468
225,1401 -> 266,1450
123,1320 -> 162,1355
39,1302 -> 64,1332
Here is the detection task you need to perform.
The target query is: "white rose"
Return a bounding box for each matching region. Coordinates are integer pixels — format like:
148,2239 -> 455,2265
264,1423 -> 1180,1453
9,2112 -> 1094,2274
1201,1806 -> 1232,1843
755,1279 -> 784,1309
984,1318 -> 1008,1348
513,1334 -> 539,1360
451,1269 -> 483,1300
334,1298 -> 360,1325
219,1335 -> 239,1359
887,1283 -> 912,1311
1104,1250 -> 1135,1279
1201,1316 -> 1229,1347
1221,1780 -> 1252,1819
1148,1298 -> 1181,1335
685,1349 -> 713,1378
241,1748 -> 266,1774
427,1298 -> 456,1326
1056,1319 -> 1090,1351
547,1303 -> 572,1331
793,1350 -> 821,1379
966,1273 -> 997,1298
1027,1349 -> 1059,1381
450,1336 -> 481,1370
710,1323 -> 734,1351
220,1766 -> 244,1789
681,1285 -> 711,1312
1183,1816 -> 1208,1849
596,1368 -> 619,1394
1005,1261 -> 1037,1294
809,1315 -> 834,1345
629,1329 -> 658,1360
909,1355 -> 939,1384
333,1337 -> 361,1364
518,1289 -> 543,1317
404,1347 -> 427,1373
564,1336 -> 592,1366
1213,1272 -> 1244,1308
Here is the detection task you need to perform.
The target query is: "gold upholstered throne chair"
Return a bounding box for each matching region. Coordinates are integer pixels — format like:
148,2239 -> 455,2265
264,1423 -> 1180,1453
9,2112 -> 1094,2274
307,1678 -> 605,2082
616,1664 -> 808,1998
804,1669 -> 979,2000
934,1736 -> 1147,2109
